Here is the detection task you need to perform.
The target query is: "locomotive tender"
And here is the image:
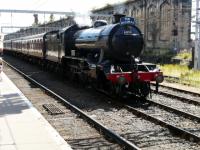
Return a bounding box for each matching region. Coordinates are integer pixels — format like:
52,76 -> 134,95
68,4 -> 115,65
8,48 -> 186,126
3,14 -> 163,97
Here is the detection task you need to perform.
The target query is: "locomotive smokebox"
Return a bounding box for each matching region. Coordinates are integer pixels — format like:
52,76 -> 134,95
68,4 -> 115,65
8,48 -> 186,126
113,13 -> 126,23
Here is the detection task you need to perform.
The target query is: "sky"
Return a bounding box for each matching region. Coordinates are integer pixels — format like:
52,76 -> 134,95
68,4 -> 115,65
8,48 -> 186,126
0,0 -> 127,12
0,0 -> 126,33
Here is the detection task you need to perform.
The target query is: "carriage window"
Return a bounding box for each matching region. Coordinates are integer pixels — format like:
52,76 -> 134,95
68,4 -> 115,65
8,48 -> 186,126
34,40 -> 36,49
39,39 -> 42,49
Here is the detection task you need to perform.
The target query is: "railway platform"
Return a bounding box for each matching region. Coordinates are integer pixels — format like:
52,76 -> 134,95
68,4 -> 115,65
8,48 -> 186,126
0,72 -> 72,150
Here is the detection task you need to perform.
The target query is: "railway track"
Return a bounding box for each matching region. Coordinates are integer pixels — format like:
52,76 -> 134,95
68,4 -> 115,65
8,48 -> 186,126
124,84 -> 200,142
152,83 -> 200,105
150,84 -> 200,117
125,99 -> 200,141
2,55 -> 200,149
99,90 -> 200,142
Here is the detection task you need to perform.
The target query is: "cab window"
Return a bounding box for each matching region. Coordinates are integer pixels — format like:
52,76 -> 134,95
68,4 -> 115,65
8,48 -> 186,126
146,65 -> 156,71
138,65 -> 148,72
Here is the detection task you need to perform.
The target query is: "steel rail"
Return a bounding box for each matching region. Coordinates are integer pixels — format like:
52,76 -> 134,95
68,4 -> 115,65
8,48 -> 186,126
151,82 -> 200,106
124,104 -> 200,143
146,98 -> 200,122
152,82 -> 200,97
3,60 -> 140,150
153,90 -> 200,106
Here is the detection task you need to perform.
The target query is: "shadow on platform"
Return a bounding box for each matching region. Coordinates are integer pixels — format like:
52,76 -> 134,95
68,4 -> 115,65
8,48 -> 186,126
0,93 -> 29,117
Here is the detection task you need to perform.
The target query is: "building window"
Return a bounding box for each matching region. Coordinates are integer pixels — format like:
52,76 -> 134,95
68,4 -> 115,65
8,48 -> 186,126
131,6 -> 137,17
124,8 -> 128,15
160,2 -> 171,41
147,4 -> 157,41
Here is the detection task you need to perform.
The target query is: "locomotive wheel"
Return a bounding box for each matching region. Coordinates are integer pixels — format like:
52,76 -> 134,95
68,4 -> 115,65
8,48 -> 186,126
115,84 -> 121,95
139,82 -> 150,98
70,72 -> 82,87
109,82 -> 126,98
108,82 -> 116,96
79,72 -> 88,87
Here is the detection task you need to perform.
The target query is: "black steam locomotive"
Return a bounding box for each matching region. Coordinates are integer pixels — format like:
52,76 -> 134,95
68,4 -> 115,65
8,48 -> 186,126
3,14 -> 163,97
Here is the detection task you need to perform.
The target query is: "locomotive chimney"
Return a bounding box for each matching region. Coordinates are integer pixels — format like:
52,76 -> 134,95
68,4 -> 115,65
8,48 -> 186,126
113,13 -> 126,23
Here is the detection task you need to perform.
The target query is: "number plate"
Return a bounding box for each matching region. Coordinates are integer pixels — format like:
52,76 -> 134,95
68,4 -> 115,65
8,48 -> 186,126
120,17 -> 135,25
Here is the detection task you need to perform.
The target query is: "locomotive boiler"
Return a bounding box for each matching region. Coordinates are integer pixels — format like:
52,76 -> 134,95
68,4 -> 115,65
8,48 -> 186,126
74,18 -> 144,62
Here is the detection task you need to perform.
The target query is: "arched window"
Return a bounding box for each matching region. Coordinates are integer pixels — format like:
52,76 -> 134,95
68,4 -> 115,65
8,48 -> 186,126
160,1 -> 171,41
34,40 -> 36,50
147,4 -> 157,41
31,40 -> 33,49
27,41 -> 30,49
131,7 -> 136,17
128,8 -> 132,16
124,8 -> 128,15
135,9 -> 139,17
39,39 -> 42,49
37,39 -> 39,49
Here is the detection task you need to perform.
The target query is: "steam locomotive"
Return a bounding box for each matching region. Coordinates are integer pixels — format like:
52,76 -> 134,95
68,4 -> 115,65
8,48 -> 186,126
3,14 -> 163,98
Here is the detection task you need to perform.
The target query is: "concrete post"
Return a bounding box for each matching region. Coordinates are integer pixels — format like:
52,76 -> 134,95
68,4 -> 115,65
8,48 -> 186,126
195,0 -> 200,69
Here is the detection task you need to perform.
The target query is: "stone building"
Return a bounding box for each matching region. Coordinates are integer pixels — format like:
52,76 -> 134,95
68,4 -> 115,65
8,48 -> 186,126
92,0 -> 192,59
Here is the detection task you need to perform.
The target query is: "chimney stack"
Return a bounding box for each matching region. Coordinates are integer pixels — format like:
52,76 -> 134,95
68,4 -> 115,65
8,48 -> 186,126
113,13 -> 126,23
